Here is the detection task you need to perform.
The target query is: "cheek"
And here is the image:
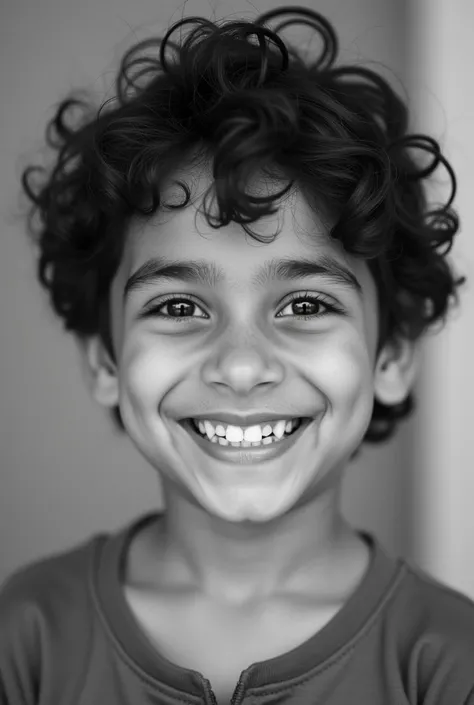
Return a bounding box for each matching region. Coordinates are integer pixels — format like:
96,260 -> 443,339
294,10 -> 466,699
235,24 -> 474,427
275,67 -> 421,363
119,341 -> 168,415
315,335 -> 374,413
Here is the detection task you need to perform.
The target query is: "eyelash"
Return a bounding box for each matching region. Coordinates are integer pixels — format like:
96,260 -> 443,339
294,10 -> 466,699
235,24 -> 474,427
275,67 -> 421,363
142,291 -> 345,323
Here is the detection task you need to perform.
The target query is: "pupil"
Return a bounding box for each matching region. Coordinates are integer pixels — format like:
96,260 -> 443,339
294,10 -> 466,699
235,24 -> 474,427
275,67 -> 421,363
171,302 -> 192,317
294,300 -> 316,315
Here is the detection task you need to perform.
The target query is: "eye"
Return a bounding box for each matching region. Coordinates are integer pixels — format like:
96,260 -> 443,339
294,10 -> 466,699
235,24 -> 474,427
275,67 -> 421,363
141,291 -> 345,324
141,295 -> 207,323
276,291 -> 346,320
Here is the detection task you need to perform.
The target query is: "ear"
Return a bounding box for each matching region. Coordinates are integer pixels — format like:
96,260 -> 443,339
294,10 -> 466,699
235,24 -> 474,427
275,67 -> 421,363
79,336 -> 120,408
374,336 -> 420,406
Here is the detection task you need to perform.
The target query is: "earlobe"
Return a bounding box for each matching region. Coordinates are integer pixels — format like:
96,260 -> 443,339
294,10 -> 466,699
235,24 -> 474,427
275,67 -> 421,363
80,336 -> 120,408
374,337 -> 420,406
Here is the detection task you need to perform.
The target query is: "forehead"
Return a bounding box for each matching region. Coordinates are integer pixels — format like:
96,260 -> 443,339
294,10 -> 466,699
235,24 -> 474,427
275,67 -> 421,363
127,168 -> 354,265
114,164 -> 377,310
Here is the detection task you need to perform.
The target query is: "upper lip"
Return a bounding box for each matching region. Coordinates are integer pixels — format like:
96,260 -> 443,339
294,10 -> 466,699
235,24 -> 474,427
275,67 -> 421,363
185,412 -> 308,427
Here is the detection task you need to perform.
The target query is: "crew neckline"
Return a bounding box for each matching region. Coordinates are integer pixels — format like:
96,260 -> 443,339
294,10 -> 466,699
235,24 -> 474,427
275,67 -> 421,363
93,511 -> 405,698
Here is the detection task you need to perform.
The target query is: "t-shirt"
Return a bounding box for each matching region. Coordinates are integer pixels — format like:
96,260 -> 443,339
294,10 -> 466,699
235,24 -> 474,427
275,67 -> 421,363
1,511 -> 474,705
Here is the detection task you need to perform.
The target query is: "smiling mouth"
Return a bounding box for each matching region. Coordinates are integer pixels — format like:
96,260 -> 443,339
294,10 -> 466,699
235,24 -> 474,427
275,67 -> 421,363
181,417 -> 311,448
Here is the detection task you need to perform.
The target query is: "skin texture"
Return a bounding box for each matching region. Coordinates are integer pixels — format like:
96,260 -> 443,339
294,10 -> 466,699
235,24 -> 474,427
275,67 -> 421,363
83,164 -> 418,605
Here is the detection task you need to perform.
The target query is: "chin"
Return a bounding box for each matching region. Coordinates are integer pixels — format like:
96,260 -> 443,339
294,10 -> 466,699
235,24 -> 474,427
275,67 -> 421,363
202,489 -> 297,524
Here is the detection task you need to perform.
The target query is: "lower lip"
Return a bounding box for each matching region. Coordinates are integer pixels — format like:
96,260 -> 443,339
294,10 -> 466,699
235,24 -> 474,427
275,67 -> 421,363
180,418 -> 312,465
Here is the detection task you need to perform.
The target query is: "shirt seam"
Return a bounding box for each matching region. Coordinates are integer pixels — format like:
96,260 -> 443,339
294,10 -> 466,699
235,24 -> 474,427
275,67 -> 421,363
69,560 -> 96,705
244,563 -> 408,697
89,537 -> 203,705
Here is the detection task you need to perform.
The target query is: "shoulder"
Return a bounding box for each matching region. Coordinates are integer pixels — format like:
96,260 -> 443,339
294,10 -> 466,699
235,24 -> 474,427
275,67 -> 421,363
0,531 -> 105,650
395,559 -> 474,644
1,530 -> 102,601
0,532 -> 107,703
384,556 -> 474,702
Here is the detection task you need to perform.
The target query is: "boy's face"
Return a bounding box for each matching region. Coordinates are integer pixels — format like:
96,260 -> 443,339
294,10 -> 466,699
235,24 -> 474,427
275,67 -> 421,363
89,165 -> 414,523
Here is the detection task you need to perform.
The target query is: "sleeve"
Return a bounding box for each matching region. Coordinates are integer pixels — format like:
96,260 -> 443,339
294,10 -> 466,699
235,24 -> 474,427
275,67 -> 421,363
0,572 -> 40,705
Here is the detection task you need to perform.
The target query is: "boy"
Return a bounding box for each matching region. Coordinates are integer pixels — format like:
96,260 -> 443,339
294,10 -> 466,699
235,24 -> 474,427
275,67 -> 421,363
1,5 -> 473,704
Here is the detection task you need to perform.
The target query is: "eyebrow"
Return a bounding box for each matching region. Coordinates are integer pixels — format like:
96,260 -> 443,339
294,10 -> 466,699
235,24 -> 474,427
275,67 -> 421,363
123,254 -> 362,302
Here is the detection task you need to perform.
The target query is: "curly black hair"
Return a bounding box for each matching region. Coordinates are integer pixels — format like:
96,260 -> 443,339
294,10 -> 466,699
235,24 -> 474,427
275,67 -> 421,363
20,6 -> 465,443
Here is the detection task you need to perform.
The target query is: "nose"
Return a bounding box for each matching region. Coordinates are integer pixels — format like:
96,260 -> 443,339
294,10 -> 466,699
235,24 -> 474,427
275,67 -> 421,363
203,347 -> 284,396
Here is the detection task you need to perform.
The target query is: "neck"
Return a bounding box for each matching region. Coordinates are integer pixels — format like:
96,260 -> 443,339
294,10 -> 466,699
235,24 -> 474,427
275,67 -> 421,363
148,483 -> 359,605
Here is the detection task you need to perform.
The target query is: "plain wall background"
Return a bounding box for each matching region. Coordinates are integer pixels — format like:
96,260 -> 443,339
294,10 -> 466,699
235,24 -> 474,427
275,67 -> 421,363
406,0 -> 474,596
0,0 -> 415,583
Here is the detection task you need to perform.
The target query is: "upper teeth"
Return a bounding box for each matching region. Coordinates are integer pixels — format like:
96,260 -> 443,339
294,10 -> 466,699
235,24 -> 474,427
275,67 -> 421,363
194,418 -> 300,443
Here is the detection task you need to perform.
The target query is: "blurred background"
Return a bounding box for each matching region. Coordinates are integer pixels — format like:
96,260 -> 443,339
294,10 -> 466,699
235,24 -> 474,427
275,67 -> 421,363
1,0 -> 473,594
